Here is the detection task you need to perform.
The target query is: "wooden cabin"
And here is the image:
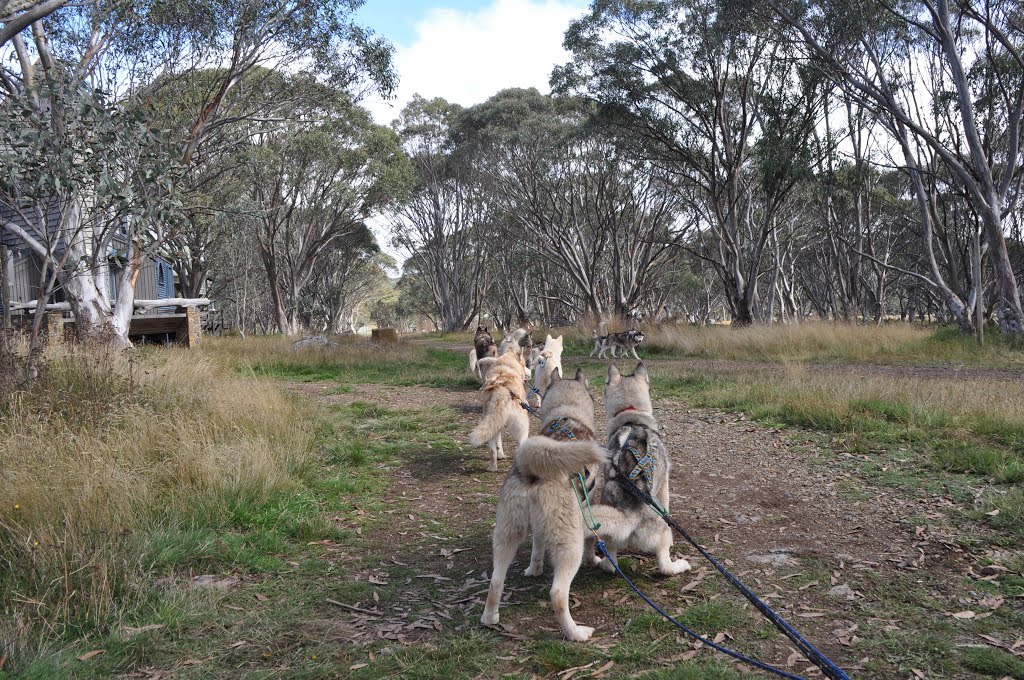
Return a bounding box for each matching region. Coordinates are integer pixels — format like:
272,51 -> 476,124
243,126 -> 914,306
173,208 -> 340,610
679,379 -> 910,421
1,200 -> 202,346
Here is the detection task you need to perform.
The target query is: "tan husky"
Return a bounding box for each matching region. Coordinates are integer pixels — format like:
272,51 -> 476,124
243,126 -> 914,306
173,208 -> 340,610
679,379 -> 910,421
469,349 -> 530,472
480,368 -> 607,641
590,362 -> 691,576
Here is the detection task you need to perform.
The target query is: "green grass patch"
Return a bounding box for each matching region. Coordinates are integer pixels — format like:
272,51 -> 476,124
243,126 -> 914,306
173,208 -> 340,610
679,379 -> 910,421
248,345 -> 477,388
962,646 -> 1024,678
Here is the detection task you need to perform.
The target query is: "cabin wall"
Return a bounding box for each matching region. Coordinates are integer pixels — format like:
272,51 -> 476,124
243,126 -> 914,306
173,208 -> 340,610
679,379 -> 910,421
131,257 -> 175,300
2,252 -> 177,308
9,251 -> 42,304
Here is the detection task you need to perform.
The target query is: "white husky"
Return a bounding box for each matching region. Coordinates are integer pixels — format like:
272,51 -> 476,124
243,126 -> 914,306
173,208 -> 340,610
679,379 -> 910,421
532,334 -> 564,402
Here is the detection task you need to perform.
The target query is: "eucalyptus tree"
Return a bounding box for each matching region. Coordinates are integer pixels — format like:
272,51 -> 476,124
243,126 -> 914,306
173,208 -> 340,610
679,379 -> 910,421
461,88 -> 693,322
388,96 -> 491,332
768,0 -> 1024,335
244,97 -> 409,335
300,229 -> 394,334
555,0 -> 825,325
0,0 -> 68,47
0,76 -> 184,351
0,0 -> 396,346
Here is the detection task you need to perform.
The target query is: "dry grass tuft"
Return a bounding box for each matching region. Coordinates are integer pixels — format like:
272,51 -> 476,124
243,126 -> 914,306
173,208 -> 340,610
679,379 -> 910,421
0,342 -> 317,658
718,363 -> 1024,436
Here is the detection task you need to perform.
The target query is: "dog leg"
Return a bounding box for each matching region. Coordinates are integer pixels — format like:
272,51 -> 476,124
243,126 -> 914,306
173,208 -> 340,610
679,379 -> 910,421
651,524 -> 691,575
589,342 -> 599,358
524,533 -> 545,576
598,546 -> 620,574
631,347 -> 641,360
583,534 -> 602,567
510,409 -> 529,447
550,546 -> 592,641
590,505 -> 634,574
496,434 -> 507,460
487,436 -> 500,472
480,537 -> 518,627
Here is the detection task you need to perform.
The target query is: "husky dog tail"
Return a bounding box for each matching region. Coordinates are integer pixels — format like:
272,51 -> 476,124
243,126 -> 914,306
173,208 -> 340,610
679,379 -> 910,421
469,397 -> 519,447
468,348 -> 478,376
515,437 -> 606,480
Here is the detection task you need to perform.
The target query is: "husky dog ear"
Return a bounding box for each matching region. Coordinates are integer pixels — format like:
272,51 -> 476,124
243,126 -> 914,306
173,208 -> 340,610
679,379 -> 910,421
634,362 -> 649,382
545,334 -> 554,345
550,367 -> 562,382
574,367 -> 588,384
607,363 -> 622,385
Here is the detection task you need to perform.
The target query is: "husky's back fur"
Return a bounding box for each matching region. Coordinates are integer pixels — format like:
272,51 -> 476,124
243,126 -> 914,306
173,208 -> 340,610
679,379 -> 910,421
481,368 -> 607,642
469,350 -> 529,472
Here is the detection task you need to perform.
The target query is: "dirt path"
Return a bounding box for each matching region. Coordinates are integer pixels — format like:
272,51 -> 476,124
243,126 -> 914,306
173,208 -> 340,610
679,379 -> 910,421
282,373 -> 990,678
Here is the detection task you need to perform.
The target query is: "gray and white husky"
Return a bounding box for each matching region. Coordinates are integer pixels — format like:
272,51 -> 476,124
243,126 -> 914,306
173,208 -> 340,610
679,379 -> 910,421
590,329 -> 645,360
480,368 -> 607,641
590,362 -> 691,576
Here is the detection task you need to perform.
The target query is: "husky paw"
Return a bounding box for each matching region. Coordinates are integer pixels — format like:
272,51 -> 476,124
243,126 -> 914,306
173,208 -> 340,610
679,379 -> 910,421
524,564 -> 543,577
598,558 -> 618,574
585,553 -> 603,568
662,558 -> 692,576
496,450 -> 508,459
486,463 -> 498,472
566,625 -> 594,642
480,610 -> 500,626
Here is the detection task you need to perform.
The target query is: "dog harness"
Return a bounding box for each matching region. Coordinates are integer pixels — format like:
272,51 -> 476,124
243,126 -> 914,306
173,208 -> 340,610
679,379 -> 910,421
614,417 -> 658,487
626,438 -> 657,486
545,416 -> 593,442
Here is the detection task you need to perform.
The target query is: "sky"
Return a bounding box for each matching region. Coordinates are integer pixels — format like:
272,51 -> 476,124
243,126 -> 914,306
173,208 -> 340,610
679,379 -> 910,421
354,0 -> 590,125
355,0 -> 590,266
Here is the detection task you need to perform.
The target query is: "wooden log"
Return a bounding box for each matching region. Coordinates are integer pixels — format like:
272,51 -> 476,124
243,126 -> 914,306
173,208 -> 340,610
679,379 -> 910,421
45,311 -> 64,345
12,298 -> 210,313
184,306 -> 201,348
133,297 -> 211,311
9,301 -> 72,312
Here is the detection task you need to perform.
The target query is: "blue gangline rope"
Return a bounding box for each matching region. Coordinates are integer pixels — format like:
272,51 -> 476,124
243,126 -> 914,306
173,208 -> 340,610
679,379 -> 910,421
594,540 -> 805,679
610,467 -> 851,680
524,378 -> 542,401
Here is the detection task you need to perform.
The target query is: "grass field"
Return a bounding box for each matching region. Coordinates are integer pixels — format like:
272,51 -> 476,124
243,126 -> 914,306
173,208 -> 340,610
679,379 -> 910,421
1,326 -> 1022,679
541,321 -> 1024,368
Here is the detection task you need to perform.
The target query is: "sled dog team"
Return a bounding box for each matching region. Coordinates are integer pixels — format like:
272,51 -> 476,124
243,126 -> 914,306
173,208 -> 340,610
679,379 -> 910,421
467,326 -> 687,642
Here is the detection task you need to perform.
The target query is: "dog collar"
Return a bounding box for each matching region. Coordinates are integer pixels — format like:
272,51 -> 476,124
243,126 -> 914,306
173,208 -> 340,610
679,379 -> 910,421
544,417 -> 593,442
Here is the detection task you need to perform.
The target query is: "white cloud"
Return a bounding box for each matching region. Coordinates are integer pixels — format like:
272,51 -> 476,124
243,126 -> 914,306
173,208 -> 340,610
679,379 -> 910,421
364,0 -> 588,125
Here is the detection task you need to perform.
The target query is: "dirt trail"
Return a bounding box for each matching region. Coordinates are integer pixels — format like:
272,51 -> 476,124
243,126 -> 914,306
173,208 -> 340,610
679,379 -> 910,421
284,369 -> 981,677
